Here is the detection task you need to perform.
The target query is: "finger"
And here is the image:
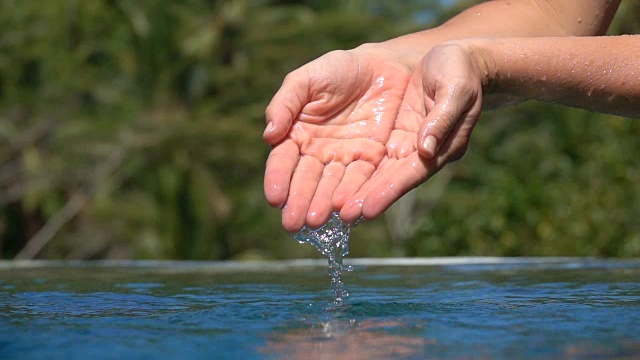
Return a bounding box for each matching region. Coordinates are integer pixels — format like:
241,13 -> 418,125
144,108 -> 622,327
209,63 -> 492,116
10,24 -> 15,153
338,163 -> 390,223
332,160 -> 375,211
332,160 -> 376,223
343,154 -> 432,222
282,155 -> 324,232
306,162 -> 345,229
418,81 -> 476,159
433,107 -> 476,164
264,68 -> 310,145
264,139 -> 299,208
362,155 -> 431,220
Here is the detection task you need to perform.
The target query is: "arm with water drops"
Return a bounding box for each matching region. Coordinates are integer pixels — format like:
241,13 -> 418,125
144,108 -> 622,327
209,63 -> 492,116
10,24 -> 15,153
474,35 -> 640,118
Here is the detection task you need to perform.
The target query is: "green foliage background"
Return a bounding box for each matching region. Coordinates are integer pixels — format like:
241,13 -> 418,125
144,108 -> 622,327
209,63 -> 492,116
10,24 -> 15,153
0,0 -> 638,260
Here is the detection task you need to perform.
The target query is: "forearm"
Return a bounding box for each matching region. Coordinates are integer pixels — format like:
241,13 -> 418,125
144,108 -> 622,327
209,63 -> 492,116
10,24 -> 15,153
374,0 -> 620,68
475,35 -> 640,118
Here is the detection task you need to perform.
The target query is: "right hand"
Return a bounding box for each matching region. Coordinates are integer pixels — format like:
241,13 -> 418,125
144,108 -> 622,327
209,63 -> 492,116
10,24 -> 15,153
263,45 -> 414,232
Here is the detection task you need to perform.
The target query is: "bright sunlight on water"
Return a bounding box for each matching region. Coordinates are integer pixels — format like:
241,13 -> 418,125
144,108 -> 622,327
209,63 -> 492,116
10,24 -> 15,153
1,258 -> 639,359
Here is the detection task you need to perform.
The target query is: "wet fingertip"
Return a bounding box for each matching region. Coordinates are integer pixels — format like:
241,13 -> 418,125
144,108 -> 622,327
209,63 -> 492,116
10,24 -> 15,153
362,204 -> 383,222
267,199 -> 285,209
339,198 -> 364,223
306,210 -> 328,230
264,194 -> 285,209
337,210 -> 354,226
264,185 -> 287,208
281,210 -> 305,233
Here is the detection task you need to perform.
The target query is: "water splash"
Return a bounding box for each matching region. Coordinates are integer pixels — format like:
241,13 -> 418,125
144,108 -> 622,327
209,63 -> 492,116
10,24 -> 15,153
293,212 -> 361,304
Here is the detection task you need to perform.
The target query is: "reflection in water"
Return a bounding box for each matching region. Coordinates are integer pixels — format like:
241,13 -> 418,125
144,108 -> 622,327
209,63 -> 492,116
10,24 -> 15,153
261,319 -> 432,360
562,341 -> 640,359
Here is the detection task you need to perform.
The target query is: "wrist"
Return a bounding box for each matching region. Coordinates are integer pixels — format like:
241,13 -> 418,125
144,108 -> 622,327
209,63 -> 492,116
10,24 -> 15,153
357,27 -> 454,71
354,41 -> 425,71
436,38 -> 519,109
460,39 -> 499,96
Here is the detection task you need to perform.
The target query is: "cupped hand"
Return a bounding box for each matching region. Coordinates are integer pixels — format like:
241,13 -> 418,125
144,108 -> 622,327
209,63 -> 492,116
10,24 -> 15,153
339,42 -> 486,223
263,46 -> 412,232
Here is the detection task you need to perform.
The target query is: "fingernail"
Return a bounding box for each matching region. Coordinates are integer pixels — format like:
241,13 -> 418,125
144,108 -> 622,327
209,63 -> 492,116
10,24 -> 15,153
263,121 -> 275,137
422,135 -> 437,157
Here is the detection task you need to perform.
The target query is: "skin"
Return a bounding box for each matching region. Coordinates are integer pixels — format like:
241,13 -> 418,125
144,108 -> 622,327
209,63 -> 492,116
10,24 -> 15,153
264,0 -> 621,232
476,35 -> 640,118
344,34 -> 640,223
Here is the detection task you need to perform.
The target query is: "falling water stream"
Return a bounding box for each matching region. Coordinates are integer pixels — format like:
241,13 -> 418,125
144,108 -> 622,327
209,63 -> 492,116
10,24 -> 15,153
292,212 -> 360,304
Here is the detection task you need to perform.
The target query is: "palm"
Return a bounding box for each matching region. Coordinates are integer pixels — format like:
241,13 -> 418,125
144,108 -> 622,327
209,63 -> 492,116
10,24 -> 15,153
264,48 -> 411,231
337,64 -> 434,223
290,52 -> 408,165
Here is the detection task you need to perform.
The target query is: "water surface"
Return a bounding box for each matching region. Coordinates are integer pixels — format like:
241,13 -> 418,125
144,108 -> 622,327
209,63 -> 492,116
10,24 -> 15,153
1,258 -> 639,359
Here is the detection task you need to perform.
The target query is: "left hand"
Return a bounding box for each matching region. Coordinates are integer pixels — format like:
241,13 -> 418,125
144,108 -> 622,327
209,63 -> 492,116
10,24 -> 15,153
340,42 -> 487,223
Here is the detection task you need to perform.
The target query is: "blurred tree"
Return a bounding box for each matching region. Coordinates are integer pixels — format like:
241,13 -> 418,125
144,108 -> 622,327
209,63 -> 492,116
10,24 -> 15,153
0,0 -> 447,260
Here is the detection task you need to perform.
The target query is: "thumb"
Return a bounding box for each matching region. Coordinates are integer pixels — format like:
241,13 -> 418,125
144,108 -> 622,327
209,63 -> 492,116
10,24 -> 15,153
417,81 -> 474,159
264,69 -> 310,145
417,94 -> 457,159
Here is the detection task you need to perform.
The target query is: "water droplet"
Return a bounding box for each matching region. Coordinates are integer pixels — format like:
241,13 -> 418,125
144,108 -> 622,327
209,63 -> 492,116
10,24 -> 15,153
293,212 -> 362,304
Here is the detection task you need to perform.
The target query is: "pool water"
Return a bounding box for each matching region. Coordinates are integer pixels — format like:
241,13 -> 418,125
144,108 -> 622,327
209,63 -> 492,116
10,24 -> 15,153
1,258 -> 639,359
